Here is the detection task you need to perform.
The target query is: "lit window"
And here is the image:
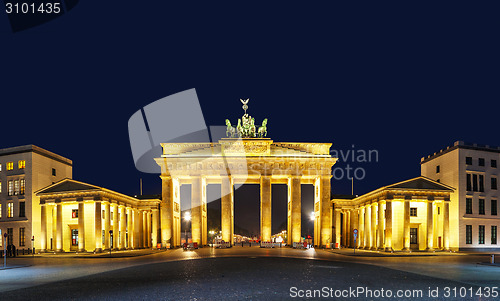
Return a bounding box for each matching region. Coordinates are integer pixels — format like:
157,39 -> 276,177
72,209 -> 78,218
19,228 -> 25,246
20,179 -> 25,195
14,180 -> 19,195
72,229 -> 78,246
0,204 -> 2,218
0,180 -> 2,193
0,163 -> 2,171
7,202 -> 13,218
18,160 -> 25,169
0,230 -> 2,247
6,162 -> 13,170
8,180 -> 13,196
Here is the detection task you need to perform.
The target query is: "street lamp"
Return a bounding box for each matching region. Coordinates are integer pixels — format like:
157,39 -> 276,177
310,211 -> 315,221
183,212 -> 191,245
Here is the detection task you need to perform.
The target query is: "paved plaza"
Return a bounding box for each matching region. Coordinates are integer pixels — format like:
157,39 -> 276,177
0,247 -> 499,300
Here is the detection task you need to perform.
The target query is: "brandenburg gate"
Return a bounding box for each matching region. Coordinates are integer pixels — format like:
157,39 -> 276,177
154,100 -> 337,248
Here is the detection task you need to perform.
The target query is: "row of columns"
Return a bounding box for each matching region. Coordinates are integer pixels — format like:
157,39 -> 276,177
338,199 -> 450,251
161,175 -> 332,248
40,199 -> 158,252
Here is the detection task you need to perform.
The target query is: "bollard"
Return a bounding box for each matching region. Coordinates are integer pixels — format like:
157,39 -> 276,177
491,254 -> 495,264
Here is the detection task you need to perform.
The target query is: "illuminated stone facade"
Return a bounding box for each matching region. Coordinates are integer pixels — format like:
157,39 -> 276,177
36,179 -> 160,252
333,177 -> 453,251
155,138 -> 337,248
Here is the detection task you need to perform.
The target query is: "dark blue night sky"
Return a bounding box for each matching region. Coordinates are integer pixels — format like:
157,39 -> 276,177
1,2 -> 499,234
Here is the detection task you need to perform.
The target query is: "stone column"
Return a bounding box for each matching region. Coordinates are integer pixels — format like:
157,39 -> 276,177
40,202 -> 47,252
55,200 -> 63,252
152,209 -> 159,248
351,209 -> 359,248
371,203 -> 377,250
78,199 -> 86,252
341,211 -> 347,247
377,202 -> 384,250
112,204 -> 119,250
384,200 -> 393,252
402,199 -> 411,251
260,176 -> 272,242
443,201 -> 450,250
191,177 -> 203,246
334,209 -> 341,248
94,200 -> 102,252
320,176 -> 332,247
346,210 -> 351,247
119,206 -> 126,250
146,211 -> 152,248
142,211 -> 147,248
136,209 -> 142,248
221,176 -> 234,245
288,176 -> 301,245
161,176 -> 173,248
364,205 -> 370,249
358,206 -> 364,248
104,202 -> 110,250
426,201 -> 434,251
126,207 -> 132,249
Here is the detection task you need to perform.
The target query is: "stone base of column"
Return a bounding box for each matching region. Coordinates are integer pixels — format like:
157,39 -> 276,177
377,247 -> 384,251
55,249 -> 64,253
402,247 -> 411,252
94,248 -> 103,253
112,248 -> 119,251
39,249 -> 46,253
370,247 -> 377,251
78,248 -> 86,252
384,247 -> 393,252
425,247 -> 434,252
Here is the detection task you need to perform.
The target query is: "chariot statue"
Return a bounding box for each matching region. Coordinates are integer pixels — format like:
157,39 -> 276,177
225,99 -> 268,138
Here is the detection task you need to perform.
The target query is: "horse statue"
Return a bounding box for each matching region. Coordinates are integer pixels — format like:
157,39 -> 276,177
258,118 -> 268,138
236,119 -> 243,137
249,117 -> 256,137
225,119 -> 236,138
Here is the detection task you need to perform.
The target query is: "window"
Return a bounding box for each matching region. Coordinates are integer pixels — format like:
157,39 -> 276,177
492,177 -> 497,190
7,228 -> 13,245
410,208 -> 417,217
7,202 -> 13,218
0,163 -> 2,171
479,225 -> 485,244
19,179 -> 25,195
52,168 -> 56,176
492,160 -> 497,168
466,225 -> 472,244
436,165 -> 440,173
466,198 -> 473,214
479,199 -> 485,215
466,157 -> 472,165
6,162 -> 13,170
72,209 -> 78,218
14,180 -> 19,195
71,229 -> 78,246
479,158 -> 485,166
467,173 -> 484,192
0,180 -> 2,193
492,226 -> 498,245
19,202 -> 25,217
8,180 -> 13,196
18,160 -> 25,169
19,228 -> 25,246
0,230 -> 2,247
0,204 -> 2,218
492,200 -> 498,216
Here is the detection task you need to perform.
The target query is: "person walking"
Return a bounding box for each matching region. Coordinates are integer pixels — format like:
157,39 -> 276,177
12,244 -> 16,257
7,244 -> 11,257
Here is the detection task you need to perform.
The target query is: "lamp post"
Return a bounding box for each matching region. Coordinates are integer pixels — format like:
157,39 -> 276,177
183,211 -> 191,246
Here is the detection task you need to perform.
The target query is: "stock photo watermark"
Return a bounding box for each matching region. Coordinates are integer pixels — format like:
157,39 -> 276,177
330,145 -> 379,181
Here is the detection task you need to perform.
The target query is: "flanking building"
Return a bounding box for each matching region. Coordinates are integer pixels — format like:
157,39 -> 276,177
0,145 -> 72,251
333,177 -> 453,251
36,179 -> 160,252
421,141 -> 500,251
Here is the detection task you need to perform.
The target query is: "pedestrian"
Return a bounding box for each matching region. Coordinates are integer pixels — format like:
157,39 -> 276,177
7,244 -> 11,257
12,244 -> 16,257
